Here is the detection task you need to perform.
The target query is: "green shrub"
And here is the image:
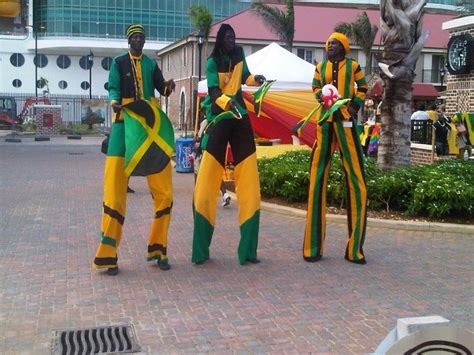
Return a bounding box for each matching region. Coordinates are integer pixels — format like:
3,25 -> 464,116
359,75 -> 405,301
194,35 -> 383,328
258,151 -> 474,219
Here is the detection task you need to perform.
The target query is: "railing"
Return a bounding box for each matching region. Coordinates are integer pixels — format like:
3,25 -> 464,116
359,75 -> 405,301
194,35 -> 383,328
411,119 -> 433,144
0,93 -> 113,129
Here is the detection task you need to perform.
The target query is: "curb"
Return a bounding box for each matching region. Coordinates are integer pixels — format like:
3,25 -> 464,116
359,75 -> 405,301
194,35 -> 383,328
228,192 -> 473,235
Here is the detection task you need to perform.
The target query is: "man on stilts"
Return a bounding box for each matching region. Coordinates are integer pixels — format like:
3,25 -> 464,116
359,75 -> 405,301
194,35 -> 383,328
303,32 -> 368,264
192,24 -> 266,265
92,24 -> 176,275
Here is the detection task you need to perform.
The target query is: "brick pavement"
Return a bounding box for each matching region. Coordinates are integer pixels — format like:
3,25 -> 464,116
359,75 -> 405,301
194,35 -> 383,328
0,139 -> 473,353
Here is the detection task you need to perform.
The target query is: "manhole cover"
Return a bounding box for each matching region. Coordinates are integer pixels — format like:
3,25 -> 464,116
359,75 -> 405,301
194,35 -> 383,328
51,324 -> 141,354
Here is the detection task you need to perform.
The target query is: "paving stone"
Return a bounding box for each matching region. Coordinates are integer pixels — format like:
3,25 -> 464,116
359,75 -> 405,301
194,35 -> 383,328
0,142 -> 473,353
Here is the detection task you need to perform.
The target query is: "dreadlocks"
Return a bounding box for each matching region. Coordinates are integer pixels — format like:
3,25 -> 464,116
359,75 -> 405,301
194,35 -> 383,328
211,24 -> 235,59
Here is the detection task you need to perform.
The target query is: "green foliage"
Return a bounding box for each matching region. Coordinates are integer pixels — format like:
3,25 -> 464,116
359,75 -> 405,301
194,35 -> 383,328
188,5 -> 213,39
257,150 -> 310,202
251,0 -> 294,50
258,151 -> 474,219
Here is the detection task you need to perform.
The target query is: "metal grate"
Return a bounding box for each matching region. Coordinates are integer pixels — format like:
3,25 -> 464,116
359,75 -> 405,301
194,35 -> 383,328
51,324 -> 141,354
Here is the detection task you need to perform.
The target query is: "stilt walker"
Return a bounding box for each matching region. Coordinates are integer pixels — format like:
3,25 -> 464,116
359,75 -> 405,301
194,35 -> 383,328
92,24 -> 176,275
303,32 -> 369,264
192,24 -> 266,265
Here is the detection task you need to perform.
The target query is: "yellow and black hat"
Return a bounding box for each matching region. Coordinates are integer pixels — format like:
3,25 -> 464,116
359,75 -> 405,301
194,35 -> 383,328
126,24 -> 145,39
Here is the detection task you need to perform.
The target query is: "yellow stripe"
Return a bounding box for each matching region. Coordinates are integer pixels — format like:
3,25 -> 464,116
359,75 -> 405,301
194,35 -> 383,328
234,153 -> 260,224
194,152 -> 225,225
218,62 -> 244,95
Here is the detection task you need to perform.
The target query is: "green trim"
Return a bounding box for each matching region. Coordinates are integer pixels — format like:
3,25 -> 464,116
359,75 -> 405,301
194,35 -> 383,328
101,235 -> 117,247
107,122 -> 126,157
310,122 -> 330,256
191,209 -> 214,263
343,58 -> 352,99
320,60 -> 328,86
335,121 -> 363,260
238,210 -> 260,265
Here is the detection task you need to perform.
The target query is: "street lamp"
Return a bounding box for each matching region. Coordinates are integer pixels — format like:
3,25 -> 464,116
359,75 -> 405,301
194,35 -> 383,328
88,51 -> 94,99
197,31 -> 204,82
27,24 -> 44,101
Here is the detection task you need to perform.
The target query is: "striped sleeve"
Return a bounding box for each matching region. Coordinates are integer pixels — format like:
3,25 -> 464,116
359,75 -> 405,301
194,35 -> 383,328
351,62 -> 368,110
312,63 -> 322,99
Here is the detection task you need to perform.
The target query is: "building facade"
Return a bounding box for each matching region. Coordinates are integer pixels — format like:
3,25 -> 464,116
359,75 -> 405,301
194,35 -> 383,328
158,3 -> 459,129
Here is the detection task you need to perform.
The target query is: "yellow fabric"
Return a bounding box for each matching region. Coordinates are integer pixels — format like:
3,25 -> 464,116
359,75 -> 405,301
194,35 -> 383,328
0,0 -> 20,17
256,145 -> 310,159
218,61 -> 244,96
216,94 -> 231,111
194,152 -> 225,226
130,54 -> 144,99
325,32 -> 350,54
234,153 -> 261,225
245,74 -> 259,87
447,122 -> 459,155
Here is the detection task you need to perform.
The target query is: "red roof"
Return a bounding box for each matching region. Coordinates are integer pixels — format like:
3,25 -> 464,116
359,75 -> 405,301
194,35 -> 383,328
210,5 -> 454,49
369,80 -> 440,99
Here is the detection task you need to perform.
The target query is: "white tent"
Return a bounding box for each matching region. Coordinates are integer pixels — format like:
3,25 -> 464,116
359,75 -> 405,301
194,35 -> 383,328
197,42 -> 315,94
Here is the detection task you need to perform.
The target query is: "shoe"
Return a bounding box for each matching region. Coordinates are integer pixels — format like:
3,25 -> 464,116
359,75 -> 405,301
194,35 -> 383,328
127,186 -> 135,193
106,267 -> 119,275
345,256 -> 366,265
245,258 -> 260,264
157,259 -> 171,270
222,193 -> 231,207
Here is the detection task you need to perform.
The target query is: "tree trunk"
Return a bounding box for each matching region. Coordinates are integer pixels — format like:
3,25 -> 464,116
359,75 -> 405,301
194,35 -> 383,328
377,0 -> 427,170
378,78 -> 413,168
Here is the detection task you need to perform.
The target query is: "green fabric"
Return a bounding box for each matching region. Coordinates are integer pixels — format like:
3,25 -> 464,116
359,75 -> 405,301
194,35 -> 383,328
107,122 -> 126,157
108,59 -> 121,103
191,209 -> 214,263
319,99 -> 351,124
252,81 -> 274,117
335,121 -> 363,261
238,210 -> 260,265
101,235 -> 117,247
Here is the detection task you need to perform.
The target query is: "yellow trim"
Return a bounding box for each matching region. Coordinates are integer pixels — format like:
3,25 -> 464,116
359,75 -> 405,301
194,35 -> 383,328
245,74 -> 259,87
234,153 -> 260,224
216,95 -> 231,111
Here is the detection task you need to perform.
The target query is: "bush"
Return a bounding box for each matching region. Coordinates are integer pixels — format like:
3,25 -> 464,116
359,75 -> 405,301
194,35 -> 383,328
258,151 -> 474,219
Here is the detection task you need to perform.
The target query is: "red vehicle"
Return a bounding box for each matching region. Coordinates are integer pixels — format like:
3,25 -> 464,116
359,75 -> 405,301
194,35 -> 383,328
0,96 -> 51,128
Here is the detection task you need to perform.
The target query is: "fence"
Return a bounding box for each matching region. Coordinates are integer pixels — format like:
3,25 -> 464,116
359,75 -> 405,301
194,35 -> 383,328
411,119 -> 433,144
0,92 -> 113,129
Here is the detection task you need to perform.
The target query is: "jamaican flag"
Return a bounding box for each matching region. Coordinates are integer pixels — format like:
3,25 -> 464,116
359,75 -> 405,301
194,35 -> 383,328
122,99 -> 175,177
252,80 -> 275,117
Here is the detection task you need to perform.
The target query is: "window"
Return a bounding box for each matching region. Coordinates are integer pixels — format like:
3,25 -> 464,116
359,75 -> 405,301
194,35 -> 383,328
79,55 -> 93,70
57,55 -> 71,69
167,54 -> 170,71
58,80 -> 68,89
12,79 -> 22,88
81,81 -> 90,90
101,57 -> 113,70
183,47 -> 187,67
34,54 -> 48,68
297,48 -> 313,64
10,53 -> 25,67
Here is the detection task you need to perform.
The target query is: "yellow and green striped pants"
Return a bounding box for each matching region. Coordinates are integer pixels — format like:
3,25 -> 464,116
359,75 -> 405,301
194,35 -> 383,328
92,121 -> 173,269
303,118 -> 367,263
192,116 -> 260,265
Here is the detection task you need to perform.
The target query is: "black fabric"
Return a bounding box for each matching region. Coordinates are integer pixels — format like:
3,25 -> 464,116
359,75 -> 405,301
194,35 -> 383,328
131,143 -> 170,176
204,115 -> 256,167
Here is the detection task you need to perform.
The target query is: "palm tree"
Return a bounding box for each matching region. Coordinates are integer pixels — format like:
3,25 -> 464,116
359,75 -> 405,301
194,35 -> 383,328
335,12 -> 378,74
188,5 -> 213,40
377,0 -> 428,169
251,0 -> 295,51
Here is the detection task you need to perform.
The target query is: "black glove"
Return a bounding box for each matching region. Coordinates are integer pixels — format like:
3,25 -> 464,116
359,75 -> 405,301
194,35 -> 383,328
315,91 -> 323,104
254,75 -> 266,84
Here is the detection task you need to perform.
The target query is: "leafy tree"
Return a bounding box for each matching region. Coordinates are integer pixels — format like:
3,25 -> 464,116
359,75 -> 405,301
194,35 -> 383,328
456,0 -> 474,15
251,0 -> 294,51
335,12 -> 378,74
188,5 -> 213,39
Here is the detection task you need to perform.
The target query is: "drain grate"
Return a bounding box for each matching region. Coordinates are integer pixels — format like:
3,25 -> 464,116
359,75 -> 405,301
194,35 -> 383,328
51,324 -> 141,354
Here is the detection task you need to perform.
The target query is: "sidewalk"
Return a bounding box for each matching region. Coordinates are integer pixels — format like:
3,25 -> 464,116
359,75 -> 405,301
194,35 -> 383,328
0,141 -> 473,353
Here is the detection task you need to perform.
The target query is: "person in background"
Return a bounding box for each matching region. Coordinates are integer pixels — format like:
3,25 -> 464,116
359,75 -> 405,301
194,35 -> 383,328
410,103 -> 430,120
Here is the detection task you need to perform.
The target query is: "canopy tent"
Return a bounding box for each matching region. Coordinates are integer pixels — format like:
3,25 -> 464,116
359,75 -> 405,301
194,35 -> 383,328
197,43 -> 318,146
